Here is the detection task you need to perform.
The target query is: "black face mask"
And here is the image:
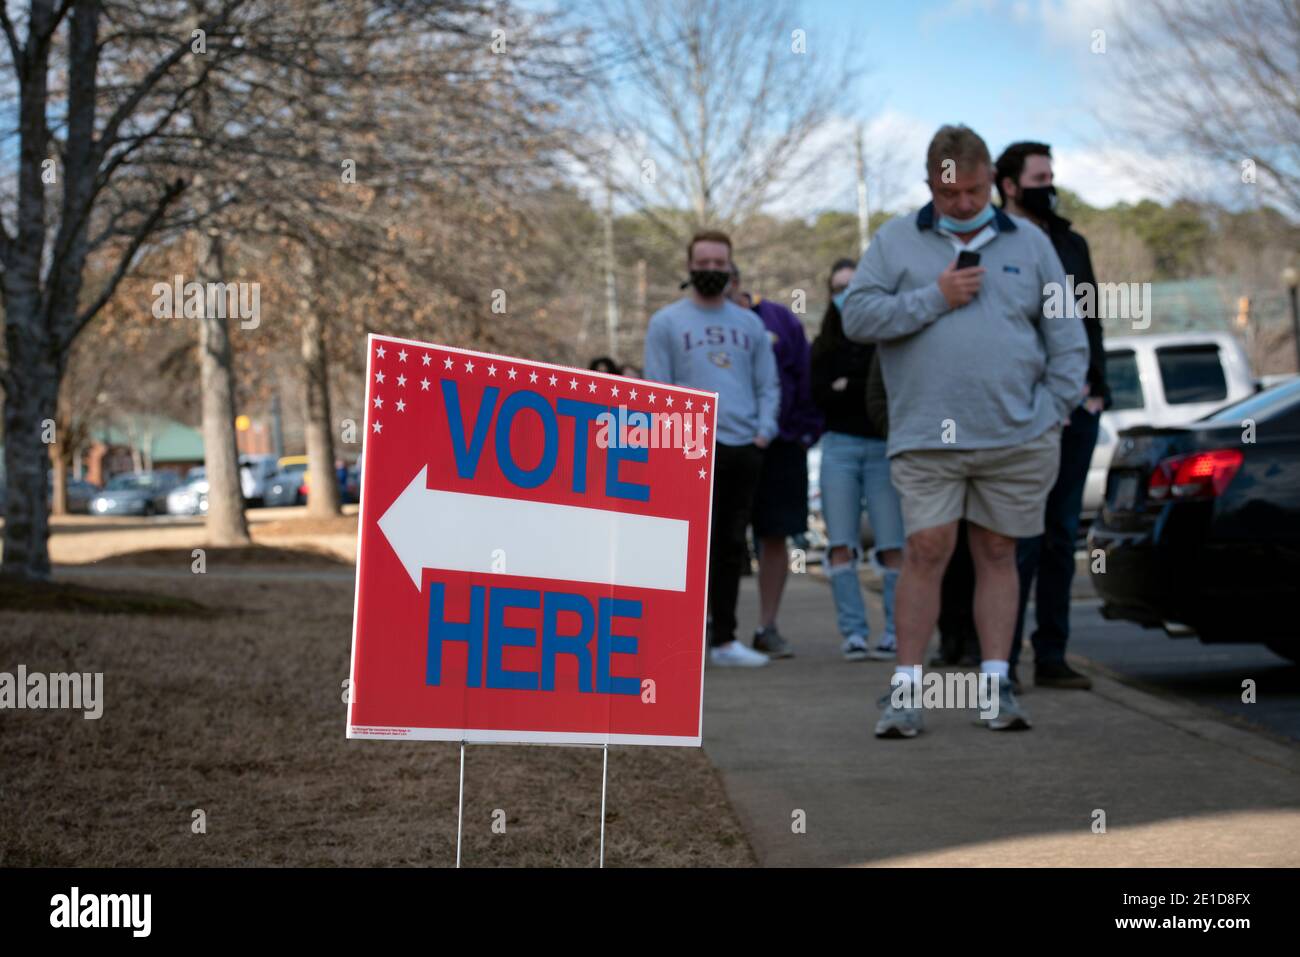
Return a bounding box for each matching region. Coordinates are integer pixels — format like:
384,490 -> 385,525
687,269 -> 731,298
1018,184 -> 1057,219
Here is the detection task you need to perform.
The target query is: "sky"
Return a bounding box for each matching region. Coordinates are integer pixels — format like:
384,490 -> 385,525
554,0 -> 1232,219
819,0 -> 1117,159
777,0 -> 1199,214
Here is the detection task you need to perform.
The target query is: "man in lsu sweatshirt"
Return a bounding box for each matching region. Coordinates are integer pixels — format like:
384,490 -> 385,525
644,229 -> 780,668
841,125 -> 1087,737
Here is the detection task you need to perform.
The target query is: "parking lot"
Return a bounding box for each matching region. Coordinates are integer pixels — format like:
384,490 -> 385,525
1069,602 -> 1300,744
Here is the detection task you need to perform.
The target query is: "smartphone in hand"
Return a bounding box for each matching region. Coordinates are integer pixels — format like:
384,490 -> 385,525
956,250 -> 981,270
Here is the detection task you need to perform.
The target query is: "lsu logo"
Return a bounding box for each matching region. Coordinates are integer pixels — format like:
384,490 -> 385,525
708,351 -> 732,368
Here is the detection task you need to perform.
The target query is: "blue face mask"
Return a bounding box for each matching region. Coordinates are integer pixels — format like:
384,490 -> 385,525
937,204 -> 995,234
832,289 -> 849,312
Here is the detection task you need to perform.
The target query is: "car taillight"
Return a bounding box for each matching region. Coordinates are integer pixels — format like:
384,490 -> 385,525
1147,449 -> 1243,501
298,483 -> 308,496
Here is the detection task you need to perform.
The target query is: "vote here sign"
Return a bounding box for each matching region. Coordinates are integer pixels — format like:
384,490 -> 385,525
346,335 -> 717,746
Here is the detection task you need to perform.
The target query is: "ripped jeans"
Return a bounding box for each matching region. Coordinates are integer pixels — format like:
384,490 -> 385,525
819,431 -> 905,641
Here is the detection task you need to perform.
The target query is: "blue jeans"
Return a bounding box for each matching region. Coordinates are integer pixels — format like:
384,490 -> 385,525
819,432 -> 905,641
1011,404 -> 1100,668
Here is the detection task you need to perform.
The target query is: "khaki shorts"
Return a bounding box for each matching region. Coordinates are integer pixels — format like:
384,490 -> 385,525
889,426 -> 1062,539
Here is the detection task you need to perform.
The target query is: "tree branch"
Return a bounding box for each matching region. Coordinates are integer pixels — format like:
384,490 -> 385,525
0,3 -> 22,73
64,176 -> 186,351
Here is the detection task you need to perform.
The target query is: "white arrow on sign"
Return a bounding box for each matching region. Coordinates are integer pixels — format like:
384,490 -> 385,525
376,466 -> 690,592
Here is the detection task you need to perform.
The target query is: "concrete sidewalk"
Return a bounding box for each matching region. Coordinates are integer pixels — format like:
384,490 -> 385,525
702,570 -> 1300,867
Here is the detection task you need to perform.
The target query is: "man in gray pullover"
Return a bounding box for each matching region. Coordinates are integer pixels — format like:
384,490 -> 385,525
841,125 -> 1087,737
645,229 -> 780,668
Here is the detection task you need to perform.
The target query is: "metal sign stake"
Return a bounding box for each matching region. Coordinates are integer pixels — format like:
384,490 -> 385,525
456,740 -> 465,868
599,743 -> 609,868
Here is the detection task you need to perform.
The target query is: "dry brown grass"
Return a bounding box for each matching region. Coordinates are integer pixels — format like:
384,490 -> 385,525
15,509 -> 359,566
0,578 -> 213,616
255,515 -> 358,538
93,544 -> 349,568
0,572 -> 753,868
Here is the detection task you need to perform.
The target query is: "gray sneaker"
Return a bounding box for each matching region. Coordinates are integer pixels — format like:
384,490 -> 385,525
865,637 -> 895,661
984,681 -> 1032,731
842,634 -> 870,661
753,626 -> 793,659
874,693 -> 923,738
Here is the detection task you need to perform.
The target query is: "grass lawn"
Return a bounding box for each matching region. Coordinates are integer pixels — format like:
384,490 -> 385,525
0,561 -> 753,867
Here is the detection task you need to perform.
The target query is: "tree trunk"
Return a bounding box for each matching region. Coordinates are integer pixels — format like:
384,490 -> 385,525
0,311 -> 59,581
300,253 -> 341,518
0,1 -> 59,580
49,428 -> 70,516
197,229 -> 251,545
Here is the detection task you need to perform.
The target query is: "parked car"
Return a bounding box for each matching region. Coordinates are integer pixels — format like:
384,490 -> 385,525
1088,377 -> 1300,662
264,461 -> 309,507
35,474 -> 98,513
63,477 -> 99,514
89,471 -> 182,516
1082,332 -> 1256,522
278,454 -> 309,475
343,464 -> 361,504
166,467 -> 209,515
239,454 -> 279,506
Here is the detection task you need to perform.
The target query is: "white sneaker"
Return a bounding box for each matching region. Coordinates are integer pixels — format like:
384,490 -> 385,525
710,640 -> 770,667
842,635 -> 870,662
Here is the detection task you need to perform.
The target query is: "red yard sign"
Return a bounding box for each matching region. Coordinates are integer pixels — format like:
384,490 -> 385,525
346,335 -> 717,746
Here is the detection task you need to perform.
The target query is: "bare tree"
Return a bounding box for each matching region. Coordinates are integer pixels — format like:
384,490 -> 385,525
1105,0 -> 1300,219
197,0 -> 586,520
0,0 -> 587,573
50,284 -> 194,513
0,0 -> 266,579
583,0 -> 861,235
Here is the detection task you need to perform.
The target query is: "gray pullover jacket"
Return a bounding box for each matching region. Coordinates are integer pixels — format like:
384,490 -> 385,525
841,203 -> 1087,457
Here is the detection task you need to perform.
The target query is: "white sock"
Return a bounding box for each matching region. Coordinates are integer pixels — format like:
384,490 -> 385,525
981,659 -> 1009,678
894,664 -> 922,686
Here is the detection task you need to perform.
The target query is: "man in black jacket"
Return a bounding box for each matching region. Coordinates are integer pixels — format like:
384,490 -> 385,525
995,141 -> 1109,690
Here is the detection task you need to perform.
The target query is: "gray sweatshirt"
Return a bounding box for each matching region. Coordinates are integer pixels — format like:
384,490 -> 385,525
643,296 -> 780,446
841,204 -> 1088,457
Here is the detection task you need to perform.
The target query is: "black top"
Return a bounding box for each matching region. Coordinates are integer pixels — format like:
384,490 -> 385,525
1044,212 -> 1111,408
810,306 -> 883,439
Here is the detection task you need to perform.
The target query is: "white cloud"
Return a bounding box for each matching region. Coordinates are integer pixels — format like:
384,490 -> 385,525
1053,145 -> 1231,207
1032,0 -> 1130,51
762,109 -> 933,220
922,0 -> 1127,45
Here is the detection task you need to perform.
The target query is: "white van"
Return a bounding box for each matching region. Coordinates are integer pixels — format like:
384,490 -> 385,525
1082,331 -> 1256,519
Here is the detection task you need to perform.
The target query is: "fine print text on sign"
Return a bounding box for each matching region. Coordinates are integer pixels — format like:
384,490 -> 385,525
346,335 -> 718,746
